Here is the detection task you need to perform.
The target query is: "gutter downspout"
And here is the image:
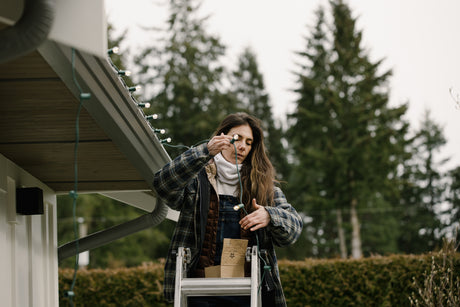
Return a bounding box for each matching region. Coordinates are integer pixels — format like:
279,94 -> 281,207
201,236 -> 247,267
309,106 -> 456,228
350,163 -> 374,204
58,201 -> 169,261
0,0 -> 55,64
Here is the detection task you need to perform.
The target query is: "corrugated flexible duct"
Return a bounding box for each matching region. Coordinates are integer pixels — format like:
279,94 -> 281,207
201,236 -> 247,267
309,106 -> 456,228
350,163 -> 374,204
0,0 -> 55,64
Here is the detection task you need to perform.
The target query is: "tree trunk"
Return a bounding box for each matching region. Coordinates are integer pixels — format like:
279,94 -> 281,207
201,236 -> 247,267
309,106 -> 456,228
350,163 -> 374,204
350,198 -> 362,258
336,208 -> 347,258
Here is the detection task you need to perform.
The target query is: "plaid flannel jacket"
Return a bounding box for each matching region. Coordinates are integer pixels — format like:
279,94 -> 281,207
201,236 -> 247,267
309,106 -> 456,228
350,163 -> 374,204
153,143 -> 303,306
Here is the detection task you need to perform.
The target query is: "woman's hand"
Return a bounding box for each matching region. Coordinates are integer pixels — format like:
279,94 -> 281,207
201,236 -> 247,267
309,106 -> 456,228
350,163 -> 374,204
207,133 -> 232,156
240,198 -> 271,231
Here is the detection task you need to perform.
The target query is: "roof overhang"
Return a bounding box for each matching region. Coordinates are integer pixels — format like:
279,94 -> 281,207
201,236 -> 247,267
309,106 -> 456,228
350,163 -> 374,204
0,40 -> 177,218
1,41 -> 171,191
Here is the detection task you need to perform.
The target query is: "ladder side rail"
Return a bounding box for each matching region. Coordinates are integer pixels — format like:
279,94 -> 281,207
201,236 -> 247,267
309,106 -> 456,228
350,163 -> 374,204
174,247 -> 185,307
250,246 -> 261,307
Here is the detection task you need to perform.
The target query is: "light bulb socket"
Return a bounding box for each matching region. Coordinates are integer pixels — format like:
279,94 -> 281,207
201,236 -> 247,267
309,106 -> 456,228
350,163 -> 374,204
128,85 -> 141,92
145,114 -> 159,120
154,128 -> 166,134
118,70 -> 131,76
137,102 -> 151,108
230,134 -> 239,144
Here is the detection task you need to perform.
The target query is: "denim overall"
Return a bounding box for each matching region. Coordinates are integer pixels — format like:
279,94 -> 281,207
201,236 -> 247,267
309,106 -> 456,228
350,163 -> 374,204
214,195 -> 243,264
189,195 -> 250,307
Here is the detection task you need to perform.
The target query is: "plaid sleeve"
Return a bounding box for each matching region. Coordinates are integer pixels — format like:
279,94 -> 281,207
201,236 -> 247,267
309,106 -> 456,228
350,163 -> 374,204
153,143 -> 211,210
264,186 -> 303,247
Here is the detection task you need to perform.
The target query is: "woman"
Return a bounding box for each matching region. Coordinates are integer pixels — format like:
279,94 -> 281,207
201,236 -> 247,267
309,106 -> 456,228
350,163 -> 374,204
153,113 -> 303,306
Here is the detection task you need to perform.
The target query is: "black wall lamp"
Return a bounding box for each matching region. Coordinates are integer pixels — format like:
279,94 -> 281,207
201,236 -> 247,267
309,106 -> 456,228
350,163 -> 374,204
16,187 -> 44,215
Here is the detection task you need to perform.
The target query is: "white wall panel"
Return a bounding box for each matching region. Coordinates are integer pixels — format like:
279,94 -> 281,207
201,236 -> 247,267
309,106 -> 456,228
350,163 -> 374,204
0,158 -> 11,306
0,154 -> 58,307
15,215 -> 29,307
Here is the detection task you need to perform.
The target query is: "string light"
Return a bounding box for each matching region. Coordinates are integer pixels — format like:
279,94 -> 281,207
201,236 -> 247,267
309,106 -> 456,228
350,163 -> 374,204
153,128 -> 166,134
106,47 -> 171,152
128,85 -> 142,92
233,203 -> 246,213
230,134 -> 239,144
137,102 -> 151,108
107,46 -> 119,55
229,136 -> 271,291
65,47 -> 93,306
117,70 -> 131,77
145,114 -> 159,120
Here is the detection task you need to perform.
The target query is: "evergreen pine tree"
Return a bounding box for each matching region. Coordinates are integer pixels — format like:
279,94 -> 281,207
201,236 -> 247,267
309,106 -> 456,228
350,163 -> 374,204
229,47 -> 289,180
446,166 -> 460,241
288,1 -> 410,258
134,0 -> 233,157
398,110 -> 447,253
287,6 -> 336,258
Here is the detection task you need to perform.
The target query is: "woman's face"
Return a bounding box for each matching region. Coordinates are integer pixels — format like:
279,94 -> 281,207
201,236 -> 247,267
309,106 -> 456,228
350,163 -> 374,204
221,124 -> 253,164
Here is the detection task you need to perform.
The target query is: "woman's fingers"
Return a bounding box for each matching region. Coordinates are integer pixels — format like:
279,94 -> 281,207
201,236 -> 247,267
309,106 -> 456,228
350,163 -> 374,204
239,199 -> 270,231
207,133 -> 232,156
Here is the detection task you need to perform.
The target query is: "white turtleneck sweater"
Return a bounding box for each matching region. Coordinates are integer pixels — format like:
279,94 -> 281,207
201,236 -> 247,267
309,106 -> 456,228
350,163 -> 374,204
213,152 -> 242,197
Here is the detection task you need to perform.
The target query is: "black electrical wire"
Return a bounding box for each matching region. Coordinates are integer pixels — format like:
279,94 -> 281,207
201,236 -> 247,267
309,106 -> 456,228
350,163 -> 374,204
231,137 -> 270,294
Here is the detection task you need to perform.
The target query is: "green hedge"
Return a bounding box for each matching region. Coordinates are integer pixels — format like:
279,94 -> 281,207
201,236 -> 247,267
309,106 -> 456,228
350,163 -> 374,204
59,263 -> 167,306
281,254 -> 443,306
59,253 -> 460,306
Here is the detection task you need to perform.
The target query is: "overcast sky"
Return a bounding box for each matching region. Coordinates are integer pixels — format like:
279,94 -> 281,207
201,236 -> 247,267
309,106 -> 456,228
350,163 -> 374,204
106,0 -> 460,170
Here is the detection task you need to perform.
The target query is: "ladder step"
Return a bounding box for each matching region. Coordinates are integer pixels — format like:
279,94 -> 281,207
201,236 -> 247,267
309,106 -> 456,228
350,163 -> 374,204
180,277 -> 252,296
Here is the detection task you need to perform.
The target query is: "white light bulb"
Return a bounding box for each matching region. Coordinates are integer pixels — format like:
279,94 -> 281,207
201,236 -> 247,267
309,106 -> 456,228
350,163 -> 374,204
161,137 -> 172,144
129,85 -> 142,92
137,102 -> 150,108
230,134 -> 239,144
108,46 -> 119,55
118,70 -> 131,76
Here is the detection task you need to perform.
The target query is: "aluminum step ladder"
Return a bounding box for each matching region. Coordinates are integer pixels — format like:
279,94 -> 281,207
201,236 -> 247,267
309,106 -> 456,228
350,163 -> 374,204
174,246 -> 261,307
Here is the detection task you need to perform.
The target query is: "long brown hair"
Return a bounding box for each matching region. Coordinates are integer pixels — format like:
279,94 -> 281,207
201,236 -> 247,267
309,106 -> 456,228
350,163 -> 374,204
213,112 -> 276,210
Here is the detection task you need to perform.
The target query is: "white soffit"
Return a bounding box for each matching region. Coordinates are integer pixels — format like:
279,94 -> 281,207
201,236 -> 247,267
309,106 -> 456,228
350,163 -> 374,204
48,0 -> 107,58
